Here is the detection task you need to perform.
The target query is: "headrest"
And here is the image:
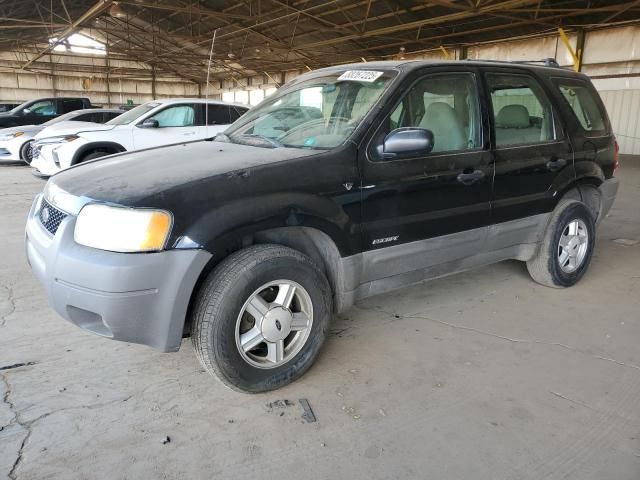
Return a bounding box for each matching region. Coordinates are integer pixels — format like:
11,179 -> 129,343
425,102 -> 458,121
496,104 -> 530,128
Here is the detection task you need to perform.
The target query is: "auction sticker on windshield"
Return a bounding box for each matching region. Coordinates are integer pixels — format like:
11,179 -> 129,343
337,70 -> 384,82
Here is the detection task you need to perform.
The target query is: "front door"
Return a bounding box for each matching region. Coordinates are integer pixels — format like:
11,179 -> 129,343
359,69 -> 493,284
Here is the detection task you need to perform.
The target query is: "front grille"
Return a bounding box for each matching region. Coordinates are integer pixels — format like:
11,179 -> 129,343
39,199 -> 67,235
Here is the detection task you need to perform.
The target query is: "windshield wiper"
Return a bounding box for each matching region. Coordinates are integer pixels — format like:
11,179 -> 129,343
236,133 -> 283,148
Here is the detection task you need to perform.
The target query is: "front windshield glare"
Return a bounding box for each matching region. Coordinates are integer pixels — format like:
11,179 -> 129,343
225,71 -> 394,149
106,103 -> 158,125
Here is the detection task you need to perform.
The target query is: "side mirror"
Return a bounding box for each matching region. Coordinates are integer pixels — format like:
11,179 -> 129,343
381,127 -> 434,159
138,118 -> 159,129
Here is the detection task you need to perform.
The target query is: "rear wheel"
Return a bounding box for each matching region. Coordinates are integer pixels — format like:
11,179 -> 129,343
527,200 -> 595,288
191,244 -> 332,393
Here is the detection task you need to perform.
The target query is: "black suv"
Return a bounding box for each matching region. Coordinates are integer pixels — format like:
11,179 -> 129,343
0,97 -> 92,128
26,61 -> 619,392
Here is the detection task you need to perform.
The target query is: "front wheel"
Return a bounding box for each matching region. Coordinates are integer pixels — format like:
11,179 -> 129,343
20,140 -> 34,165
527,200 -> 596,288
191,245 -> 332,393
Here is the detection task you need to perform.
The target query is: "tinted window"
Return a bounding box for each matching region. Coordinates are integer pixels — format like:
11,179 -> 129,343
206,105 -> 230,125
103,111 -> 122,122
487,74 -> 556,147
74,112 -> 102,123
24,100 -> 57,116
555,80 -> 607,135
149,105 -> 196,127
62,99 -> 84,113
383,73 -> 481,154
229,106 -> 247,123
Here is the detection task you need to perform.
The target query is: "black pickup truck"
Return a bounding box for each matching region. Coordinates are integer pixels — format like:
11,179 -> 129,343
26,60 -> 619,392
0,97 -> 92,128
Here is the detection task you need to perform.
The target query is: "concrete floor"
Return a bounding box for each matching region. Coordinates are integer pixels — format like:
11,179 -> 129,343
1,161 -> 639,480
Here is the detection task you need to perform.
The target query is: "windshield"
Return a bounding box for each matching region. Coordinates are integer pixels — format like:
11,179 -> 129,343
106,103 -> 159,125
225,70 -> 395,149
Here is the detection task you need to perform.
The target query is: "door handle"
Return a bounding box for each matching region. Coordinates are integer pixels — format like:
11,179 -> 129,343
456,169 -> 485,186
546,158 -> 567,172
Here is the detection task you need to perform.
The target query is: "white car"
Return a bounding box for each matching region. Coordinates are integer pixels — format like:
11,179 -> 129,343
0,108 -> 122,164
31,99 -> 248,176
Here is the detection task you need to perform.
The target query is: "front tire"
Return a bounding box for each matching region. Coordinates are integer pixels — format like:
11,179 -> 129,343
527,200 -> 596,288
78,150 -> 109,164
191,245 -> 332,393
20,140 -> 34,165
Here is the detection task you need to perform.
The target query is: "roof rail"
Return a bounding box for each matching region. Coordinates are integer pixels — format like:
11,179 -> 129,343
513,58 -> 561,67
465,58 -> 562,68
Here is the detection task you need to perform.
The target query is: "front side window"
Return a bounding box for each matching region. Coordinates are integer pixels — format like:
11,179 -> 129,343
149,105 -> 195,128
381,72 -> 481,155
487,73 -> 556,147
24,100 -> 57,116
554,80 -> 607,135
225,70 -> 395,149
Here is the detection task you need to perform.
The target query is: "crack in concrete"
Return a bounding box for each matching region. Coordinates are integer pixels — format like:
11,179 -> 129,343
1,371 -> 134,479
355,305 -> 640,372
0,285 -> 16,328
1,373 -> 27,480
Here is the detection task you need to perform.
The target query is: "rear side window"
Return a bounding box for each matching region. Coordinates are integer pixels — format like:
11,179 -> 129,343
487,73 -> 556,147
206,105 -> 230,125
229,106 -> 247,123
554,79 -> 608,136
74,112 -> 102,123
103,111 -> 122,122
62,99 -> 85,113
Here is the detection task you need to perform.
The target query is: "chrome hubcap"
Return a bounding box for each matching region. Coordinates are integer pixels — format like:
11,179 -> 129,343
557,219 -> 589,273
235,280 -> 313,369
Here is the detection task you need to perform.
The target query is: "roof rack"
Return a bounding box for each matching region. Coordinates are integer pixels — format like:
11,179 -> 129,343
465,58 -> 562,68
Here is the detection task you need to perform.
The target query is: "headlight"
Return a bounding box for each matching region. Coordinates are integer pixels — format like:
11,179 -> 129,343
0,131 -> 23,141
36,135 -> 79,145
74,204 -> 172,253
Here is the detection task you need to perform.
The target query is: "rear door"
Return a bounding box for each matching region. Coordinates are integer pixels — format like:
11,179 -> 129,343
133,103 -> 198,149
360,67 -> 493,282
483,68 -> 573,246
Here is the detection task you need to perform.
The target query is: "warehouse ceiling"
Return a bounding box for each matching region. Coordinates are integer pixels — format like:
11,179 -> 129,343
1,0 -> 640,82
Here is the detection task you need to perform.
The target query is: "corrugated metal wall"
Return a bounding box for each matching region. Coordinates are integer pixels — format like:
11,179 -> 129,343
599,89 -> 640,155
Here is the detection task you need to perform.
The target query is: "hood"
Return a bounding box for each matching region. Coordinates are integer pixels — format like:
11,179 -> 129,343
34,122 -> 115,140
0,124 -> 41,135
50,140 -> 319,206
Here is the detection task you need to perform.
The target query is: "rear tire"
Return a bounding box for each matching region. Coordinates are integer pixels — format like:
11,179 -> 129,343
191,244 -> 332,393
527,200 -> 595,288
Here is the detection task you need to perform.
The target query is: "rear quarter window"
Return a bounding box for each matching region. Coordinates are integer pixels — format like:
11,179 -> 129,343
553,78 -> 609,136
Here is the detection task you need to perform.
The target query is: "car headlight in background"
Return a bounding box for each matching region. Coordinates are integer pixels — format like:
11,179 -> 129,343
74,204 -> 172,253
0,131 -> 24,141
35,135 -> 79,145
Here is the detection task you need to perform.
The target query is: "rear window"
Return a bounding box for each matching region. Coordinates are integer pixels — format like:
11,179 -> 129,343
553,79 -> 608,136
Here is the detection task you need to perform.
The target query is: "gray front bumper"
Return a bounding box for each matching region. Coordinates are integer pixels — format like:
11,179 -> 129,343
25,195 -> 211,352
